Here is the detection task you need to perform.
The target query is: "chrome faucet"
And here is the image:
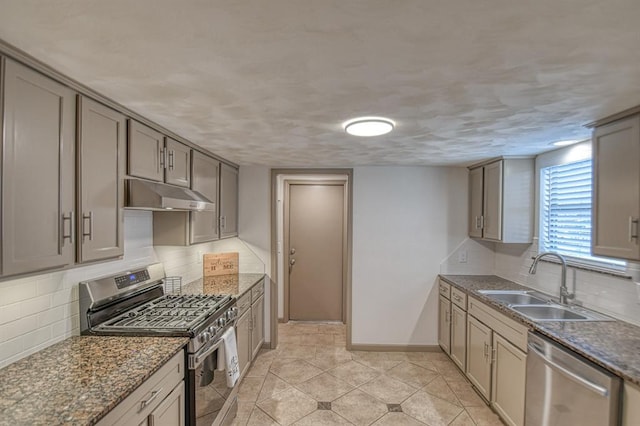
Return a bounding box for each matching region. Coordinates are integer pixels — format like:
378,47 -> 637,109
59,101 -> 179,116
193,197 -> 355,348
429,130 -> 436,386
529,252 -> 575,305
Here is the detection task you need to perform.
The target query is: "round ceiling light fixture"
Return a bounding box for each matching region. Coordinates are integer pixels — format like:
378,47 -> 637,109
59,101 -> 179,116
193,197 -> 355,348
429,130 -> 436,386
343,117 -> 395,137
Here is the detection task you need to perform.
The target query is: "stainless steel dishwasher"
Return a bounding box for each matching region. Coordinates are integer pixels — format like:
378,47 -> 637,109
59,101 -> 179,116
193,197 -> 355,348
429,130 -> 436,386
525,332 -> 621,426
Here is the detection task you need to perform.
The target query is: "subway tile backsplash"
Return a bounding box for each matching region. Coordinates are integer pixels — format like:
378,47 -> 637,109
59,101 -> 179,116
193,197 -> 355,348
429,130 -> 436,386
0,210 -> 264,368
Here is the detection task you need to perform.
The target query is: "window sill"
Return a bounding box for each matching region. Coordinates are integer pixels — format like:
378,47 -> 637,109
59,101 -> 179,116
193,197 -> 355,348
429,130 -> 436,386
532,256 -> 631,280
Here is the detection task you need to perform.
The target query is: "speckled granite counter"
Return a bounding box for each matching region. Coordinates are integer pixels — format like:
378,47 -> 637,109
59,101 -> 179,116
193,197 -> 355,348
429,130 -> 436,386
440,274 -> 640,386
181,273 -> 265,297
0,336 -> 188,426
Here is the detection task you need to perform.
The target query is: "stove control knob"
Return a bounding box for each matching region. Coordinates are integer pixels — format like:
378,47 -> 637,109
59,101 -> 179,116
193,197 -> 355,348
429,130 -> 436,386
199,332 -> 211,343
217,318 -> 226,327
208,325 -> 218,335
226,310 -> 234,320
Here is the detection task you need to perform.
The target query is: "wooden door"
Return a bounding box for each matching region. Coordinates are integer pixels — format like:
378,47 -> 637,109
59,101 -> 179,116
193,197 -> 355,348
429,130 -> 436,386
251,294 -> 264,359
2,59 -> 76,276
592,115 -> 640,260
148,382 -> 185,426
190,151 -> 219,244
165,138 -> 191,188
450,303 -> 467,371
491,333 -> 526,426
287,184 -> 345,321
219,163 -> 239,238
235,309 -> 251,378
469,167 -> 484,238
438,295 -> 451,355
128,120 -> 164,182
483,161 -> 503,241
466,315 -> 492,400
77,96 -> 125,263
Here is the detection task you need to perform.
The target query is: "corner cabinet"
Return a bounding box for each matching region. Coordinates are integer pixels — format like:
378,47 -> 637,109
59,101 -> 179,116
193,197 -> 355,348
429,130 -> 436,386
219,163 -> 239,238
190,151 -> 220,243
1,58 -> 76,276
468,158 -> 534,243
592,115 -> 640,260
77,96 -> 126,263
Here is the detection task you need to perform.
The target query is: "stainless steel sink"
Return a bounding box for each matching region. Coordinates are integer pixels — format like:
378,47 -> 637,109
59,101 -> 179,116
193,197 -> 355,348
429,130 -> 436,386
510,304 -> 612,322
478,290 -> 550,305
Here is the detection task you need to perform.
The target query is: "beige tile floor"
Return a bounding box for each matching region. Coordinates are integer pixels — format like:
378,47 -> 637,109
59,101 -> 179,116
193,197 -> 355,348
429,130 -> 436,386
232,323 -> 504,426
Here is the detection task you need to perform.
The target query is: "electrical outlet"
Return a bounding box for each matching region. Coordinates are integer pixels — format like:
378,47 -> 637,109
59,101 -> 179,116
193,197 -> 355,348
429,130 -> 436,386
458,250 -> 468,263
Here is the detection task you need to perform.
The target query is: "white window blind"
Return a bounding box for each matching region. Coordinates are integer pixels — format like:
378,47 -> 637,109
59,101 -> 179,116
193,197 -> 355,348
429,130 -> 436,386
540,159 -> 625,268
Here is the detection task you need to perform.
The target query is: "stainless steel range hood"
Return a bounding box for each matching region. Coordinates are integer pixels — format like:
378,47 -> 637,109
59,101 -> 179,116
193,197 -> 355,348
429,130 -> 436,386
125,179 -> 215,211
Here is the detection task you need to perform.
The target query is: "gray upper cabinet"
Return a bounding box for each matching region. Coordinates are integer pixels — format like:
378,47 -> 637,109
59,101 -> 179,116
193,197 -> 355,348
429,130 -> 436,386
164,137 -> 191,188
77,96 -> 126,263
592,115 -> 640,260
468,158 -> 534,243
1,59 -> 76,276
190,151 -> 220,243
128,120 -> 165,182
219,163 -> 239,238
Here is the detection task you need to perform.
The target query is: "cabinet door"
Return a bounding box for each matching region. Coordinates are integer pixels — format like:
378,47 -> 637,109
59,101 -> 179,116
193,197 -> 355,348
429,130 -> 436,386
235,309 -> 251,378
219,163 -> 239,238
491,333 -> 526,426
483,161 -> 503,241
251,294 -> 265,360
165,138 -> 191,188
593,115 -> 640,260
77,97 -> 125,263
128,120 -> 164,182
148,381 -> 185,426
466,315 -> 492,400
450,303 -> 467,371
469,167 -> 484,238
623,381 -> 640,426
438,295 -> 451,355
2,59 -> 76,276
190,151 -> 219,243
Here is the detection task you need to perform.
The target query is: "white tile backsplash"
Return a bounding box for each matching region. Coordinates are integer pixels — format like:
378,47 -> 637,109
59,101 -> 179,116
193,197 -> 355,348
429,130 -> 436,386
0,210 -> 265,369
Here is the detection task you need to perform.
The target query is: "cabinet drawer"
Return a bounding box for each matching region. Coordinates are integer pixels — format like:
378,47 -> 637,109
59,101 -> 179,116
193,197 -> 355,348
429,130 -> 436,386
252,280 -> 265,302
237,292 -> 251,316
439,280 -> 451,299
97,350 -> 184,426
451,287 -> 467,310
468,297 -> 528,352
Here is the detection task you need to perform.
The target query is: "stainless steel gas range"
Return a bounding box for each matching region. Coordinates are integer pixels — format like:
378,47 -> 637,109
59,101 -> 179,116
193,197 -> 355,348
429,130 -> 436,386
80,263 -> 239,426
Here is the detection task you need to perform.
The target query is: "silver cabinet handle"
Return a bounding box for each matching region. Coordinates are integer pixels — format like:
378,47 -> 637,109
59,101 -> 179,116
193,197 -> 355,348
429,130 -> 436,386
139,388 -> 163,411
453,294 -> 462,302
527,343 -> 609,396
159,147 -> 166,170
491,347 -> 497,364
82,212 -> 94,241
483,342 -> 489,359
629,216 -> 638,242
61,212 -> 74,246
168,150 -> 175,170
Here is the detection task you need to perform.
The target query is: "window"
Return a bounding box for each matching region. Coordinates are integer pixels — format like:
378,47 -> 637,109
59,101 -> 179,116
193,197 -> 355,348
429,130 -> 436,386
540,159 -> 625,270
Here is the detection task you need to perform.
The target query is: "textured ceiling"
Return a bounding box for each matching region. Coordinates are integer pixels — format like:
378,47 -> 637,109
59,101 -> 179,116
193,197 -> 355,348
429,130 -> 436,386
1,0 -> 639,166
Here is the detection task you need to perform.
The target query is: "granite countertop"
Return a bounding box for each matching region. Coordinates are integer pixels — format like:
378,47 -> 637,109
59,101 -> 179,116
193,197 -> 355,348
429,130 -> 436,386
0,336 -> 188,426
181,273 -> 265,298
440,274 -> 640,386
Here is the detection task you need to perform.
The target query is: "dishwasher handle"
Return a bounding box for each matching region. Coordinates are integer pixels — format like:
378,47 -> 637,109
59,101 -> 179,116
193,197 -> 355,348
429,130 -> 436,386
528,343 -> 609,397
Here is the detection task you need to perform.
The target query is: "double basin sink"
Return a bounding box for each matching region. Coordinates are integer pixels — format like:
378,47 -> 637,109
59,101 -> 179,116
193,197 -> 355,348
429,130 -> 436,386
478,290 -> 611,322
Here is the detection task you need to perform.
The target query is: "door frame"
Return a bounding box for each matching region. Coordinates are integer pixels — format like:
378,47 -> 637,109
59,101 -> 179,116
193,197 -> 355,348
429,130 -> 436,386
271,169 -> 353,349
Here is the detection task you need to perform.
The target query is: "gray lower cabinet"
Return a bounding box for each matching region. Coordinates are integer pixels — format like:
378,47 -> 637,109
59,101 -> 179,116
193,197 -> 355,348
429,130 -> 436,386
1,58 -> 76,276
236,307 -> 251,378
466,314 -> 492,400
491,333 -> 526,426
450,303 -> 467,371
128,120 -> 165,182
148,381 -> 185,426
164,137 -> 191,188
77,96 -> 125,263
219,163 -> 239,238
191,151 -> 220,243
438,294 -> 451,355
251,294 -> 265,359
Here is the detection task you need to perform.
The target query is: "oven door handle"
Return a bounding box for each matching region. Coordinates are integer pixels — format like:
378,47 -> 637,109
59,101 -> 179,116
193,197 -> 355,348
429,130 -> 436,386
190,338 -> 224,370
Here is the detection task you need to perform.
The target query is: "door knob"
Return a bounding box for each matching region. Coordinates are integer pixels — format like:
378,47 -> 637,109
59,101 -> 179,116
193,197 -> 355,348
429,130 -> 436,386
289,258 -> 296,266
290,248 -> 296,255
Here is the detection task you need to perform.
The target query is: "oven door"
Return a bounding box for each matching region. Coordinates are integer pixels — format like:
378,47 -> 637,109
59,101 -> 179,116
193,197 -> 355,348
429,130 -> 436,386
188,335 -> 239,426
